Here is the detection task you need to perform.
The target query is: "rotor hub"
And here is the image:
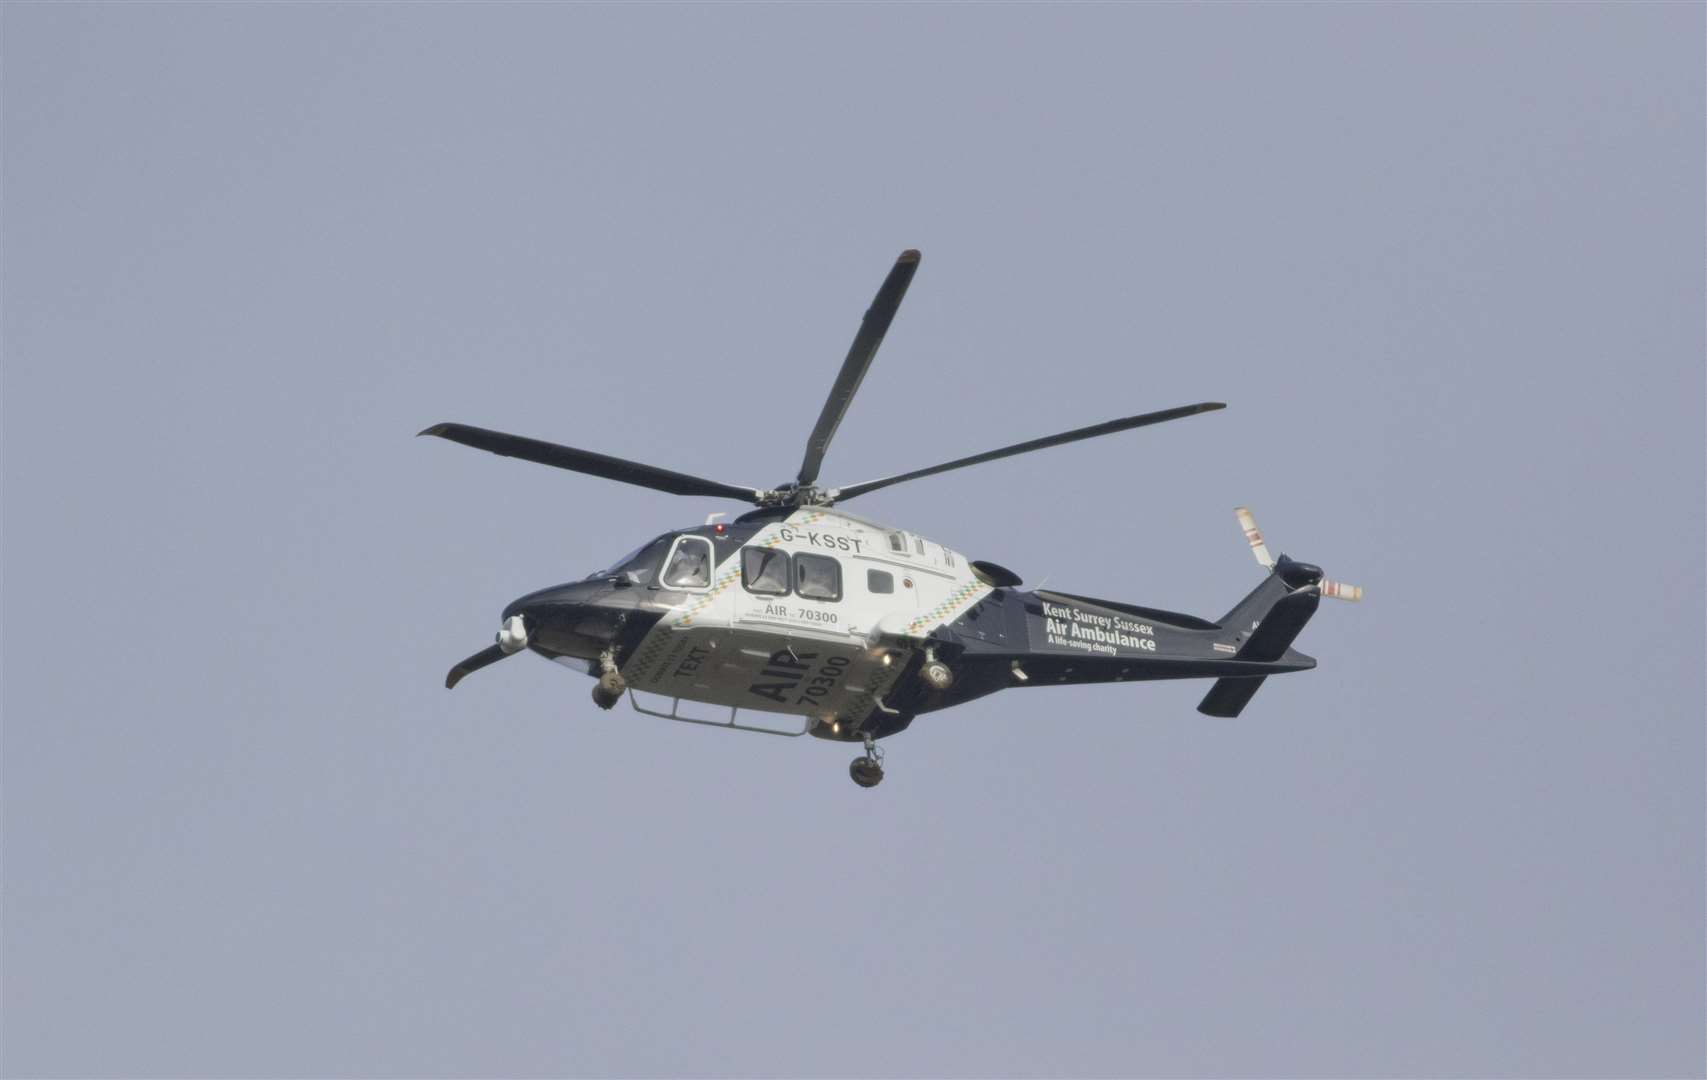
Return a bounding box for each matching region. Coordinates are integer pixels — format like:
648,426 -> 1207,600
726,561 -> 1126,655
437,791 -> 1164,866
755,483 -> 839,508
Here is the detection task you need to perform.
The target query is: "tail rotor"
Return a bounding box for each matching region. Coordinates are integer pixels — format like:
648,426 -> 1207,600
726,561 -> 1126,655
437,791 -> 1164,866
1233,506 -> 1363,602
1200,507 -> 1362,718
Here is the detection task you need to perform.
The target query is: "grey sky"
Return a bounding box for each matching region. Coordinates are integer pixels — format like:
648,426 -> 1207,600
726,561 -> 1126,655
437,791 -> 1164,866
4,4 -> 1702,1077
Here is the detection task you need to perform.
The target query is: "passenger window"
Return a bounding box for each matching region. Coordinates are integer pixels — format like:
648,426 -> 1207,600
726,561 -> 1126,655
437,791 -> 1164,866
741,547 -> 790,595
662,536 -> 713,588
795,553 -> 842,601
867,569 -> 894,594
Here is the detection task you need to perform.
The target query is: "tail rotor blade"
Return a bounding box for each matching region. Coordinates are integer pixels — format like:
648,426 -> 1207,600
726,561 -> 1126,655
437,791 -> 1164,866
1235,506 -> 1274,568
1320,580 -> 1363,602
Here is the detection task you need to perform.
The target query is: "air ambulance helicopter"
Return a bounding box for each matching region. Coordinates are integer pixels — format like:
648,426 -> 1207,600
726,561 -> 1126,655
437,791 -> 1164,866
422,250 -> 1362,787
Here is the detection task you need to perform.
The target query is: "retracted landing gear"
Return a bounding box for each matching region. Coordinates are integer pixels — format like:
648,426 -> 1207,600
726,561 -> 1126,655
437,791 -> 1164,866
849,733 -> 885,788
591,649 -> 625,711
922,646 -> 955,692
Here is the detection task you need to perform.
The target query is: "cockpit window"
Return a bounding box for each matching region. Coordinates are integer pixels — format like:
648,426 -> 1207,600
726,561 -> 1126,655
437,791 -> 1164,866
662,536 -> 713,589
592,535 -> 670,584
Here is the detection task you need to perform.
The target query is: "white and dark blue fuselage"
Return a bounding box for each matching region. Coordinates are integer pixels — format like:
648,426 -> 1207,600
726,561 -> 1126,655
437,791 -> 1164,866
423,249 -> 1359,781
502,505 -> 1320,742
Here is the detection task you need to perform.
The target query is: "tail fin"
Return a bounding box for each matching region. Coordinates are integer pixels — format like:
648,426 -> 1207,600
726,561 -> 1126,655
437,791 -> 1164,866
1217,573 -> 1292,637
1199,563 -> 1323,718
1196,506 -> 1364,718
1229,586 -> 1321,663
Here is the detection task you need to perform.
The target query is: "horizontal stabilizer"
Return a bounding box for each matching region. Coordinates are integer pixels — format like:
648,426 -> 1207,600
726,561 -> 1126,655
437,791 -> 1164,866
1197,676 -> 1266,718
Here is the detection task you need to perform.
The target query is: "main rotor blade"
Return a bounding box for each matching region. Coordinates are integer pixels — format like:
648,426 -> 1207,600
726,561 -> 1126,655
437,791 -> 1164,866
419,423 -> 760,502
796,249 -> 921,487
445,643 -> 509,690
833,401 -> 1226,502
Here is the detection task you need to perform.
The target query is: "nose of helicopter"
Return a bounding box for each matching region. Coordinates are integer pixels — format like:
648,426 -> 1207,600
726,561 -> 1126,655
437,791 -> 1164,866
500,580 -> 631,661
502,581 -> 598,626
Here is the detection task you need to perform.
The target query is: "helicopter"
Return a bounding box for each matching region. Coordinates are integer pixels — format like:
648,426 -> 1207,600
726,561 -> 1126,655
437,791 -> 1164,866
421,249 -> 1362,787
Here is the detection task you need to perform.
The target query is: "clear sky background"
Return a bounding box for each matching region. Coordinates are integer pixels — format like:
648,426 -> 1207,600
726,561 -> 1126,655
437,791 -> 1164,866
4,4 -> 1702,1078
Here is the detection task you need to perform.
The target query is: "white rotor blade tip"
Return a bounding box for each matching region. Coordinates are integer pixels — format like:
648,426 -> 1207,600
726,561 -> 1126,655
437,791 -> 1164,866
1235,506 -> 1274,568
1321,580 -> 1363,602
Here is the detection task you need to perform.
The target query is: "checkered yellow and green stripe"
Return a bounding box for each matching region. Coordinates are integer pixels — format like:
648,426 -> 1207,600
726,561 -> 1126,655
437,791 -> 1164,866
908,580 -> 991,635
674,532 -> 785,627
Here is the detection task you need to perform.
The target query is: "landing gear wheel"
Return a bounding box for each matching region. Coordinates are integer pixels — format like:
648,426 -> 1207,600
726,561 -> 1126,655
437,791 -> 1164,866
592,671 -> 625,711
849,757 -> 884,788
922,659 -> 954,691
849,733 -> 885,788
590,650 -> 626,711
